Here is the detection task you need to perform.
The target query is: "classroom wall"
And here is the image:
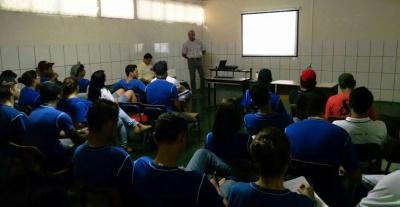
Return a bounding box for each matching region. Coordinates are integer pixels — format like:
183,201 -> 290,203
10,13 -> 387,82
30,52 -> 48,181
203,0 -> 400,102
0,2 -> 203,85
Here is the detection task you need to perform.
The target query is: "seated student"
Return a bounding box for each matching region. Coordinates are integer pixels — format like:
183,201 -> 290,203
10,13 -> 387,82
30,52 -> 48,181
325,73 -> 376,120
26,81 -> 87,168
137,53 -> 154,84
73,99 -> 134,206
244,83 -> 293,135
0,70 -> 17,79
88,70 -> 150,152
113,64 -> 144,103
206,98 -> 251,160
151,74 -> 192,103
228,128 -> 316,207
289,67 -> 316,104
333,87 -> 387,145
37,60 -> 59,83
70,61 -> 90,93
132,113 -> 226,207
57,77 -> 92,129
357,171 -> 400,207
285,92 -> 361,207
241,68 -> 286,113
0,77 -> 26,145
18,70 -> 41,109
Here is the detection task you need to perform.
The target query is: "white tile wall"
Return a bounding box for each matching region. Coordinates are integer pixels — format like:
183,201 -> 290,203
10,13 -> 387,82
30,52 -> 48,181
1,40 -> 400,102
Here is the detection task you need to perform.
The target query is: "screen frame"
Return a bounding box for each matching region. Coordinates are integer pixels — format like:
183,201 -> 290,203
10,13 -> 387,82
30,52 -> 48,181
241,9 -> 299,57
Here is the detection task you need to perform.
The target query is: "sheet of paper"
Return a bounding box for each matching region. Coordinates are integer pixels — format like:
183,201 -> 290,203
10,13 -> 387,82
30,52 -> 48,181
283,176 -> 329,207
362,174 -> 385,186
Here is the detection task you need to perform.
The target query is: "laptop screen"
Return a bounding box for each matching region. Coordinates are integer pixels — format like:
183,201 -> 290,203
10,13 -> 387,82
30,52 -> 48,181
217,60 -> 227,70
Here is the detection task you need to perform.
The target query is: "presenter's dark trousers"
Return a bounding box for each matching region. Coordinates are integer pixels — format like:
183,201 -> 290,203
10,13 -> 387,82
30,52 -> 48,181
188,57 -> 205,91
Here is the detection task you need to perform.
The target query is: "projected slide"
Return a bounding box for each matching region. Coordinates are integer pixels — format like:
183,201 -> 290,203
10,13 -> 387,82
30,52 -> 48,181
242,10 -> 299,57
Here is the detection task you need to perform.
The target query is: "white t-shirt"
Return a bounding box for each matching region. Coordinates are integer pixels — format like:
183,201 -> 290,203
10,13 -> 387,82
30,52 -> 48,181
358,171 -> 400,207
100,87 -> 114,101
333,117 -> 387,145
151,76 -> 181,89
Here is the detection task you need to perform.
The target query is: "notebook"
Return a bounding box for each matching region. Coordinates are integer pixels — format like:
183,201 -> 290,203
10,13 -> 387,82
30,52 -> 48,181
283,176 -> 329,207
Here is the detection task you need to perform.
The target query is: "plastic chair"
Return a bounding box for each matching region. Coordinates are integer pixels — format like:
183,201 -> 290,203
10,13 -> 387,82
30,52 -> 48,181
119,102 -> 148,123
79,185 -> 122,207
382,138 -> 400,173
14,104 -> 32,116
353,143 -> 381,174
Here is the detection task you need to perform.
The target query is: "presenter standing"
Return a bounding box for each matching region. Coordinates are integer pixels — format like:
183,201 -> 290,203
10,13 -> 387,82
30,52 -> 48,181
182,30 -> 206,94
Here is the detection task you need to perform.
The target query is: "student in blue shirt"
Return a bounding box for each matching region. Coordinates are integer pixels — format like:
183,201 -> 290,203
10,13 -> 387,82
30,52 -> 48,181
18,70 -> 41,109
0,77 -> 26,146
113,65 -> 144,103
27,81 -> 88,168
205,98 -> 251,160
57,77 -> 92,129
241,68 -> 286,113
73,99 -> 134,206
244,83 -> 293,135
38,60 -> 59,83
133,113 -> 226,207
70,61 -> 90,93
228,127 -> 316,207
285,92 -> 361,207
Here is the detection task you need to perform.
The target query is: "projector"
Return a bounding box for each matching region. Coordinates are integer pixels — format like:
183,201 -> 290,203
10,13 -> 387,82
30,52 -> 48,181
226,65 -> 238,70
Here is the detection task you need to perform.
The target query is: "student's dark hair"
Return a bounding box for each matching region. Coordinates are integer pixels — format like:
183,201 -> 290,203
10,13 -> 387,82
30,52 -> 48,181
294,91 -> 327,120
300,78 -> 316,90
0,70 -> 17,79
212,98 -> 242,142
144,53 -> 153,60
76,64 -> 85,77
339,79 -> 356,90
87,99 -> 119,132
18,70 -> 37,86
0,77 -> 17,100
62,77 -> 78,99
249,83 -> 270,107
88,70 -> 106,102
40,81 -> 60,103
251,127 -> 290,177
154,112 -> 188,144
349,86 -> 373,115
125,64 -> 137,77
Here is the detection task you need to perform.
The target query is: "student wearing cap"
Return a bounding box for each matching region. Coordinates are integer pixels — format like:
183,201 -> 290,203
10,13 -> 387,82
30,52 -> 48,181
285,92 -> 361,207
73,99 -> 134,206
18,70 -> 41,109
325,73 -> 376,121
26,81 -> 88,168
151,74 -> 192,103
38,60 -> 58,83
112,64 -> 144,103
244,83 -> 293,135
289,68 -> 317,104
0,77 -> 26,145
228,128 -> 316,207
57,77 -> 92,129
137,53 -> 154,84
0,70 -> 17,79
333,87 -> 387,145
241,68 -> 286,113
70,61 -> 90,93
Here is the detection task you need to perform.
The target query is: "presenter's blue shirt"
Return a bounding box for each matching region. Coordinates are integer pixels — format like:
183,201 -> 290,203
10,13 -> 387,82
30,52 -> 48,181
228,182 -> 316,207
244,112 -> 293,135
0,105 -> 27,144
57,97 -> 92,123
27,106 -> 74,157
146,79 -> 178,112
241,89 -> 286,113
19,87 -> 41,109
114,79 -> 146,92
132,156 -> 222,207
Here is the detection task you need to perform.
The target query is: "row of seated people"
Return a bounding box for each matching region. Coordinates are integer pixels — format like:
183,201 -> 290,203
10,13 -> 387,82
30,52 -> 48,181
1,70 -> 399,206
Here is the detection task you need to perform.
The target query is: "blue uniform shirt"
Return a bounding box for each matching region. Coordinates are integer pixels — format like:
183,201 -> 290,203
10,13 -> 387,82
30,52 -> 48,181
0,105 -> 27,144
244,112 -> 293,135
228,182 -> 316,207
57,97 -> 92,123
19,87 -> 41,109
114,79 -> 146,92
77,78 -> 90,93
241,89 -> 286,113
146,79 -> 178,112
27,106 -> 74,158
132,156 -> 222,207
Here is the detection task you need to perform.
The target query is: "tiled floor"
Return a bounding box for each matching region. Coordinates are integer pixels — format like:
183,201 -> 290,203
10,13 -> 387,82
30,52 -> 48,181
129,85 -> 400,171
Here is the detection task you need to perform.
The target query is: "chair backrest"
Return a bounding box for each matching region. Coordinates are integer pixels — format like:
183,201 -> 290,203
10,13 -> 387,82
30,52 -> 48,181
79,185 -> 122,207
8,142 -> 47,174
354,143 -> 381,173
15,104 -> 32,116
327,115 -> 346,123
142,104 -> 167,125
119,103 -> 141,115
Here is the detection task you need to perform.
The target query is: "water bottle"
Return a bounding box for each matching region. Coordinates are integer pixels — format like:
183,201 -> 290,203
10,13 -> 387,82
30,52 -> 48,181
255,70 -> 259,80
